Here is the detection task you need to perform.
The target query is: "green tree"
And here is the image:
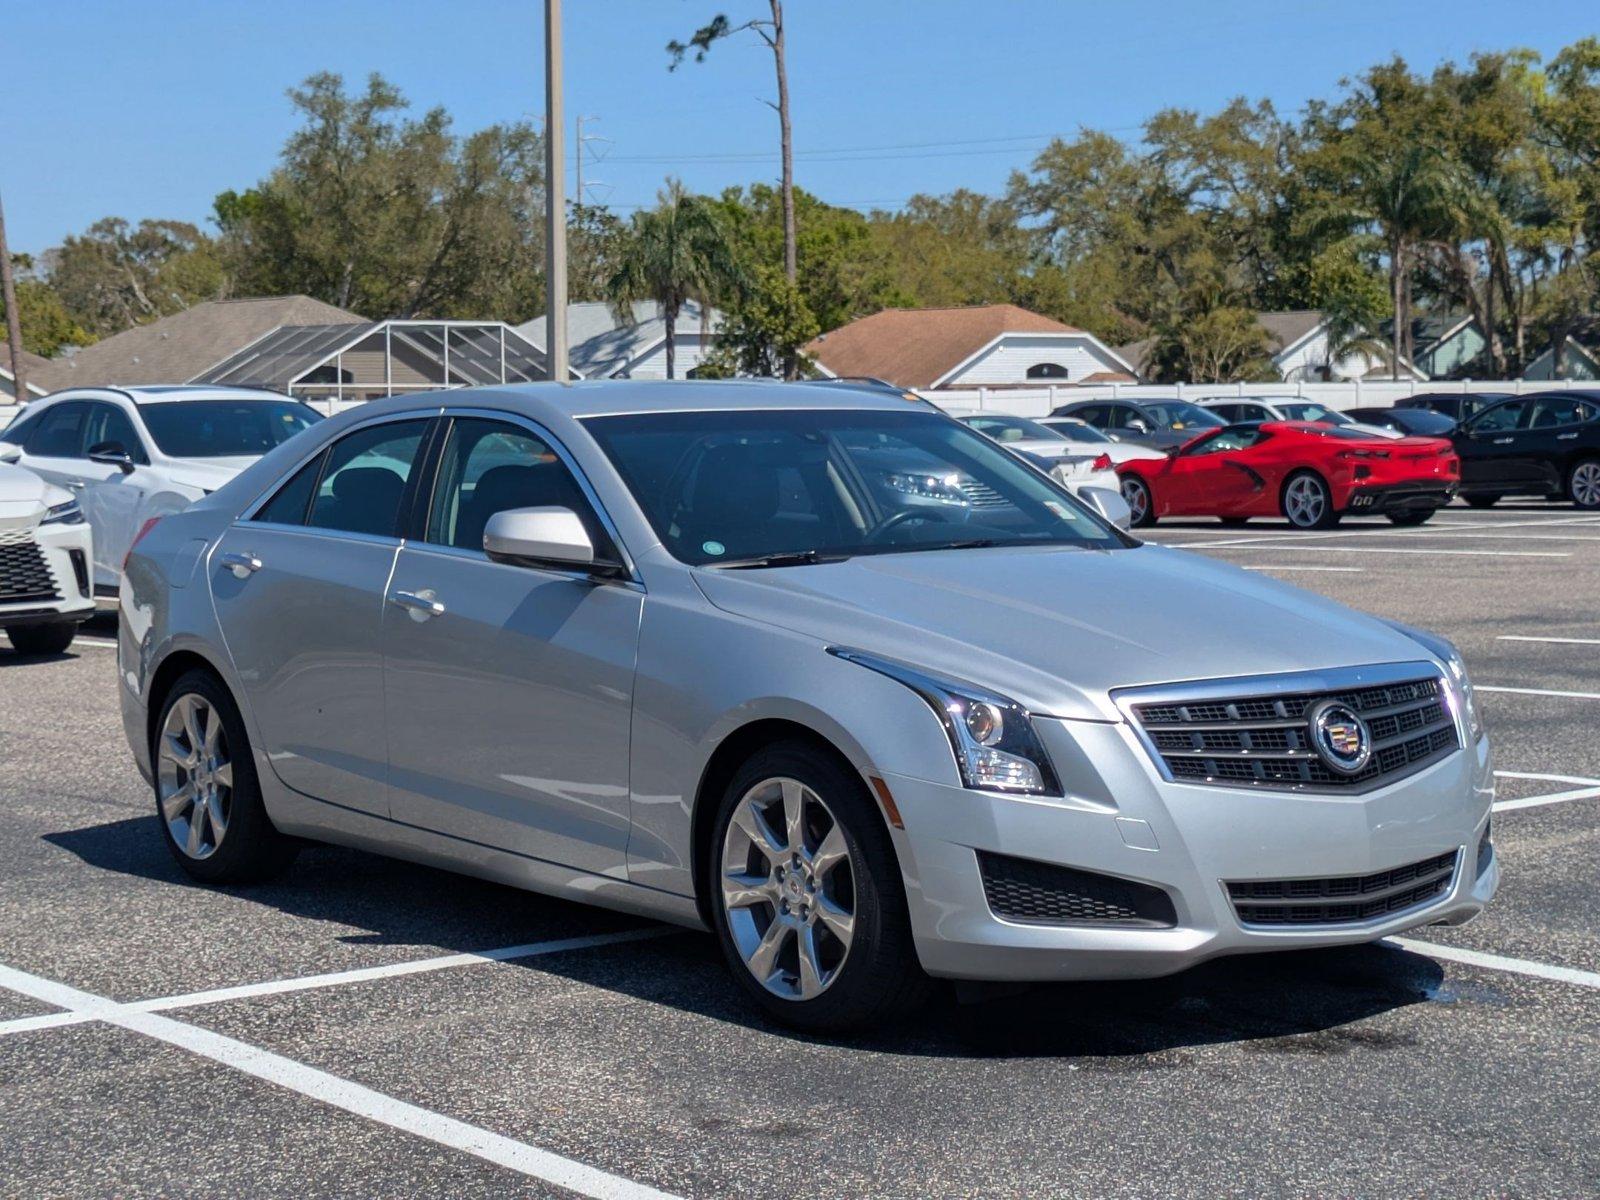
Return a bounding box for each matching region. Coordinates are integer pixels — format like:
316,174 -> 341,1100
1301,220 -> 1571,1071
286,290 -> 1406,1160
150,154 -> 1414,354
606,181 -> 745,379
0,256 -> 93,357
45,217 -> 224,337
702,266 -> 817,378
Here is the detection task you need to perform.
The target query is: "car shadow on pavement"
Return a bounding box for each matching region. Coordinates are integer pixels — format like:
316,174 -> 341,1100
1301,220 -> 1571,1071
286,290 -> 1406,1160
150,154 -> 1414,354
48,814 -> 1447,1060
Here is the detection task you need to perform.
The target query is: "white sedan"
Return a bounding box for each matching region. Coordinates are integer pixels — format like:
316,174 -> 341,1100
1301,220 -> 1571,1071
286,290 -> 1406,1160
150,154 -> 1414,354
0,387 -> 322,597
0,459 -> 95,654
951,412 -> 1135,528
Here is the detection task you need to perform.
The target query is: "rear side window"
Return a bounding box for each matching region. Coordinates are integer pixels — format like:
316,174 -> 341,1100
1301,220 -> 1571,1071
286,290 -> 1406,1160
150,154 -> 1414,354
1525,396 -> 1595,428
305,420 -> 430,538
1,407 -> 44,445
25,402 -> 88,457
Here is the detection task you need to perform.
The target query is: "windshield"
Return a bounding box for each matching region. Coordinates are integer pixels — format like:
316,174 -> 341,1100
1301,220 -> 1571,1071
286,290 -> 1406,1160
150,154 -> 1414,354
1278,402 -> 1352,425
140,400 -> 322,458
583,408 -> 1127,566
1141,401 -> 1225,432
1042,418 -> 1110,444
961,415 -> 1066,444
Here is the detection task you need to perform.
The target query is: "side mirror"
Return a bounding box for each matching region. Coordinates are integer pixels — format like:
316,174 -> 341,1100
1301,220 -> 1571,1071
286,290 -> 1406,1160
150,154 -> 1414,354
1077,484 -> 1132,532
88,441 -> 135,473
1127,420 -> 1151,435
484,506 -> 619,576
0,444 -> 21,465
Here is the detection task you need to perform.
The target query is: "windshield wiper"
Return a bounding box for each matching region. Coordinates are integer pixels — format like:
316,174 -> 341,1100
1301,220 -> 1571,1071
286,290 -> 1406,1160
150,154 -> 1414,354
710,549 -> 850,570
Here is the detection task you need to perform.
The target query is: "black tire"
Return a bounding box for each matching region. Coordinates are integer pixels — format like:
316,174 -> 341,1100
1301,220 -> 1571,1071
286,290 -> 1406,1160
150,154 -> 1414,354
1282,470 -> 1341,530
152,668 -> 297,885
1464,494 -> 1501,509
1120,475 -> 1156,528
6,622 -> 77,655
1218,517 -> 1250,528
1386,508 -> 1436,526
1567,458 -> 1600,510
708,740 -> 930,1033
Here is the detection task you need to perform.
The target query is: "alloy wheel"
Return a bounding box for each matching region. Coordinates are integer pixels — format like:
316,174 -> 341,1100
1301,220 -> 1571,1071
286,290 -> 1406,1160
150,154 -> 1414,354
1284,475 -> 1327,528
1120,477 -> 1149,525
1572,462 -> 1600,509
720,777 -> 857,1001
157,694 -> 233,860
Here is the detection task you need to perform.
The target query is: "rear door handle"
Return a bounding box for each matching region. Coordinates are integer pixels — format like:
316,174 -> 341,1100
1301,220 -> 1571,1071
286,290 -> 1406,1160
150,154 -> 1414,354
1492,437 -> 1514,445
218,551 -> 262,578
390,589 -> 445,619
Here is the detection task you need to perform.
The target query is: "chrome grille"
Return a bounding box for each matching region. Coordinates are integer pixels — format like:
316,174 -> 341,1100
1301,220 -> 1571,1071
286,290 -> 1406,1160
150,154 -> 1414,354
0,537 -> 60,604
1227,851 -> 1458,926
1123,670 -> 1460,793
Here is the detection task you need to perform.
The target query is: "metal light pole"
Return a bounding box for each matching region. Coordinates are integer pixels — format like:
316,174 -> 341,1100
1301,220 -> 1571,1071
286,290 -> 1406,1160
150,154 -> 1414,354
0,190 -> 28,403
543,0 -> 568,383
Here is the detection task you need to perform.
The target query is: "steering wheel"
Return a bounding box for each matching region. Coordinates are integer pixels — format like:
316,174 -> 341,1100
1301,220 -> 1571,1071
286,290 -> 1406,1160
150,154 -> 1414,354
865,507 -> 955,543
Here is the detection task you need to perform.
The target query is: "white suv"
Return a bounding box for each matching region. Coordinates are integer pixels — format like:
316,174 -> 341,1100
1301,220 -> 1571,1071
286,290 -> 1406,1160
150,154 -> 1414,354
0,460 -> 94,653
0,387 -> 322,595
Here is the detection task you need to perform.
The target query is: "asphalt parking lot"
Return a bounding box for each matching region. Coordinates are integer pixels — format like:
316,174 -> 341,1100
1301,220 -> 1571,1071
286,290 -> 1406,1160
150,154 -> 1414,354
3,502 -> 1598,1198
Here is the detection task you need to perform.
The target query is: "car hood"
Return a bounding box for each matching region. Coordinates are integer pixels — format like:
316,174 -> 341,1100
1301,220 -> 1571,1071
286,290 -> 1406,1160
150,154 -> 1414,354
162,456 -> 258,492
0,462 -> 69,515
692,544 -> 1435,722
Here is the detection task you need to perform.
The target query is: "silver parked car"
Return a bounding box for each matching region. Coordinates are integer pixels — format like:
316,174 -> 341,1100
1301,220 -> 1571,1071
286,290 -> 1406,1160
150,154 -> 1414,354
118,382 -> 1497,1031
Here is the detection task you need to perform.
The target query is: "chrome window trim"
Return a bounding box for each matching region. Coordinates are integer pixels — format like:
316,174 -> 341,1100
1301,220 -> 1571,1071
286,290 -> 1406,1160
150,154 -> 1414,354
238,407 -> 444,522
1113,660 -> 1458,795
425,406 -> 641,584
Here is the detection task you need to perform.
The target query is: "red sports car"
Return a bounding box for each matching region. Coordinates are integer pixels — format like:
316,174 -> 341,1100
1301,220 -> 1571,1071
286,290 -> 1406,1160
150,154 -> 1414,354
1115,421 -> 1460,529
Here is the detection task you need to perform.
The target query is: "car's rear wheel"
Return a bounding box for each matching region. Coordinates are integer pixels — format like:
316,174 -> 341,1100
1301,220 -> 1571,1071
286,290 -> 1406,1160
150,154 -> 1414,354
154,669 -> 297,884
1120,476 -> 1155,527
1464,494 -> 1501,509
1282,471 -> 1340,530
710,741 -> 929,1032
6,623 -> 77,656
1568,459 -> 1600,510
1386,508 -> 1436,526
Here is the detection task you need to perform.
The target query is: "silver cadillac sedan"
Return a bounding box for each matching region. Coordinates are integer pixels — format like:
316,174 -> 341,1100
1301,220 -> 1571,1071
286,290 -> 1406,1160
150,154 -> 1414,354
118,382 -> 1497,1031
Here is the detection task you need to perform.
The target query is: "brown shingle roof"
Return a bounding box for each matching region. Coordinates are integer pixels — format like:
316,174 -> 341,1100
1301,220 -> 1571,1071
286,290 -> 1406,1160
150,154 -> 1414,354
30,296 -> 366,392
1,341 -> 55,399
805,304 -> 1081,389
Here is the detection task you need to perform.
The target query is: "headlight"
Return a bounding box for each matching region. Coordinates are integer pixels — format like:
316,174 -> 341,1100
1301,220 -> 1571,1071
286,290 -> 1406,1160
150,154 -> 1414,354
828,647 -> 1061,795
880,470 -> 970,506
41,500 -> 85,525
1383,620 -> 1484,743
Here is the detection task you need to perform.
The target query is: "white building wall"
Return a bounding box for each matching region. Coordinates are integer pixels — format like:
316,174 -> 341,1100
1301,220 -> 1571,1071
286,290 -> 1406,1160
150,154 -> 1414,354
619,334 -> 717,379
940,334 -> 1126,387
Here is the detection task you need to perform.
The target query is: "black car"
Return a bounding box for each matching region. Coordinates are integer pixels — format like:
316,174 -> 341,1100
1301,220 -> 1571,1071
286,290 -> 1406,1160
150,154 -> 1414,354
1452,391 -> 1600,509
1345,406 -> 1458,438
1051,398 -> 1224,451
1396,392 -> 1512,423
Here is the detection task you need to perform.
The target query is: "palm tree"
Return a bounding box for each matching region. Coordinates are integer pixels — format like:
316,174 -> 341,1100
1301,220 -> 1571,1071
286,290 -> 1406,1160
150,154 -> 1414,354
606,181 -> 744,379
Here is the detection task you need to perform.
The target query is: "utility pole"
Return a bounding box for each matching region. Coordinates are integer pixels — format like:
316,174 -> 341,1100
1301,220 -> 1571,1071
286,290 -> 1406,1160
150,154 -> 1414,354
543,0 -> 568,383
575,115 -> 584,209
0,190 -> 27,403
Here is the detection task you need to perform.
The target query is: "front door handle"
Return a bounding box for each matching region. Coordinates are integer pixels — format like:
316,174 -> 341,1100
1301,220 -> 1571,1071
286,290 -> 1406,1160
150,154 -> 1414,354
219,551 -> 262,578
1492,437 -> 1514,445
390,589 -> 445,620
1557,432 -> 1578,440
66,479 -> 86,490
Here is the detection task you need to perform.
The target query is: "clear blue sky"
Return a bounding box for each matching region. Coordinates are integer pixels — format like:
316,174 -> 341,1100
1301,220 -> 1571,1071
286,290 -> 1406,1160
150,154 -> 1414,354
8,0 -> 1599,256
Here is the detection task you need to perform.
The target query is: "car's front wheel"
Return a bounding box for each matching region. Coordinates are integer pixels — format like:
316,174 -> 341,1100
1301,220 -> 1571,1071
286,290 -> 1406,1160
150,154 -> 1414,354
1282,471 -> 1340,530
153,669 -> 297,884
6,622 -> 78,656
710,741 -> 928,1032
1464,493 -> 1501,509
1120,475 -> 1155,527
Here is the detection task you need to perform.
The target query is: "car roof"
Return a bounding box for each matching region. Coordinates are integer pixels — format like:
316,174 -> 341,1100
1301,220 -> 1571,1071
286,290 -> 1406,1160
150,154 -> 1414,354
35,385 -> 297,406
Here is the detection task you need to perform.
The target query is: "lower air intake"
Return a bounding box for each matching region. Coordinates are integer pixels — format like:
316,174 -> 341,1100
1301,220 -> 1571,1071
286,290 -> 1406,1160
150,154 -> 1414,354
978,851 -> 1177,928
1227,851 -> 1458,927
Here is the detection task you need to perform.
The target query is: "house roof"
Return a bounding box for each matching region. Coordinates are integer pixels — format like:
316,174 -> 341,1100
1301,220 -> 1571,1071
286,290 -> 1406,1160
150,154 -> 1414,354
0,341 -> 53,399
804,305 -> 1083,389
516,300 -> 724,379
30,296 -> 366,392
1254,310 -> 1328,358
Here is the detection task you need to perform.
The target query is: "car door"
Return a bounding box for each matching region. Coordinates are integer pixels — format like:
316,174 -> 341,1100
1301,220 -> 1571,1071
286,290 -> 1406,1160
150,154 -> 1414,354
16,400 -> 91,494
1162,429 -> 1265,515
1455,400 -> 1527,491
1103,403 -> 1159,446
209,414 -> 433,817
381,413 -> 642,875
76,401 -> 156,588
1520,395 -> 1595,495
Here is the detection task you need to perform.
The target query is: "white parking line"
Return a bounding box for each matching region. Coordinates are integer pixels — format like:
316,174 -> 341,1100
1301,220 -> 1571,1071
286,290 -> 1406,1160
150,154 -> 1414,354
73,638 -> 116,649
1387,938 -> 1600,991
1489,771 -> 1600,813
1240,565 -> 1365,573
1476,685 -> 1600,700
0,960 -> 680,1200
0,927 -> 676,1038
1205,545 -> 1570,559
1497,635 -> 1600,646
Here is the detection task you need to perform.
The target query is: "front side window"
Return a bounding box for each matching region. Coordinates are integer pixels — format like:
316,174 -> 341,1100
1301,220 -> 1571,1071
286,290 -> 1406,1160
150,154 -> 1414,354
305,419 -> 429,538
25,402 -> 89,458
140,400 -> 321,458
584,408 -> 1126,566
1469,401 -> 1526,434
425,417 -> 614,557
0,406 -> 44,446
1141,401 -> 1226,432
963,415 -> 1065,444
84,403 -> 150,464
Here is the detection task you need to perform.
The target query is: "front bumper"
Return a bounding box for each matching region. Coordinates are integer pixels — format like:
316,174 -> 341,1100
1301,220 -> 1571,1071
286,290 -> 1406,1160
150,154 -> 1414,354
0,515 -> 95,628
885,716 -> 1495,981
1344,481 -> 1457,515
